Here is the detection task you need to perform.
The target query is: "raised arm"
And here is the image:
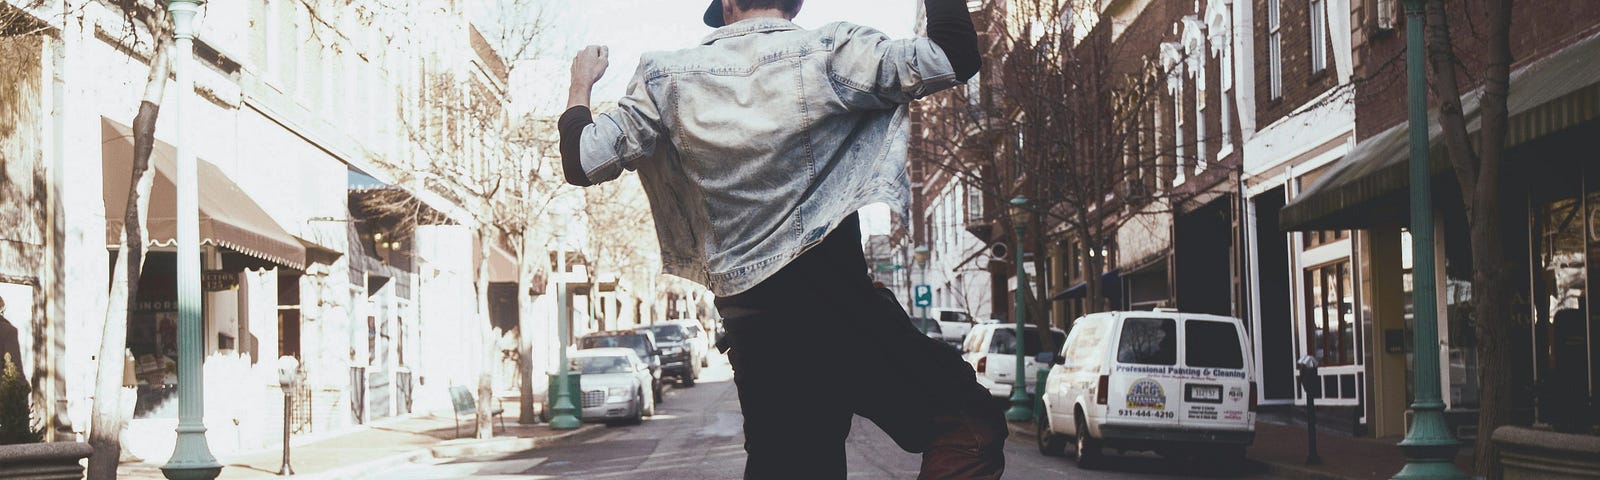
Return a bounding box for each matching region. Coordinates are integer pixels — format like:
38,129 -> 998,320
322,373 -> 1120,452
827,0 -> 982,110
560,46 -> 665,187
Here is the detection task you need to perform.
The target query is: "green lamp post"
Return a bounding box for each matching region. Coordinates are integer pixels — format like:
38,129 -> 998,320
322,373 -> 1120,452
161,1 -> 221,479
1393,0 -> 1466,478
549,232 -> 581,430
1004,196 -> 1033,422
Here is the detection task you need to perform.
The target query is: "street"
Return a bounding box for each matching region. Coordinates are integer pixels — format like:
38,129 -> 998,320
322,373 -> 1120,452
365,356 -> 1272,480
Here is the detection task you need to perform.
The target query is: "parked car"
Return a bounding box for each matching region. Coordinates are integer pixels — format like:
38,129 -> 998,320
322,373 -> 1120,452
932,308 -> 977,344
674,320 -> 712,368
638,323 -> 698,386
1036,311 -> 1256,470
578,331 -> 663,403
564,348 -> 655,425
909,317 -> 944,341
961,323 -> 1067,399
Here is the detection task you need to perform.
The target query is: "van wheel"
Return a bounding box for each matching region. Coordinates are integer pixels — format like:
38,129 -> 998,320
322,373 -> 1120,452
1036,415 -> 1068,456
1074,416 -> 1103,470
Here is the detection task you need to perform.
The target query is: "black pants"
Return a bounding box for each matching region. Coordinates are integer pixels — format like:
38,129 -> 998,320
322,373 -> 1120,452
714,214 -> 989,479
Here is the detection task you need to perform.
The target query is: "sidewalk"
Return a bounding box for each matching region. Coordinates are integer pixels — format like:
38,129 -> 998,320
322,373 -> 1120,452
1007,418 -> 1476,480
1247,420 -> 1474,480
117,401 -> 603,480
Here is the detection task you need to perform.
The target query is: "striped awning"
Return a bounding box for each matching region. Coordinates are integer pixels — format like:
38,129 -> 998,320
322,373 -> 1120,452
1281,30 -> 1600,231
102,119 -> 308,270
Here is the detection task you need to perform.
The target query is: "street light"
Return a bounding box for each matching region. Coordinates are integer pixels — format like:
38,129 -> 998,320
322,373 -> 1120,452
1004,196 -> 1033,422
162,1 -> 221,478
548,222 -> 581,430
1393,1 -> 1465,478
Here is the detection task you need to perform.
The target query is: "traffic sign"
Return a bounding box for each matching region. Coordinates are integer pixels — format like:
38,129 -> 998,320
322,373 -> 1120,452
914,285 -> 932,308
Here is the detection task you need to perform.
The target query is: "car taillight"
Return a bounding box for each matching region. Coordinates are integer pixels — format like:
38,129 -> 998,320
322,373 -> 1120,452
976,356 -> 987,374
1249,381 -> 1258,412
1096,375 -> 1109,405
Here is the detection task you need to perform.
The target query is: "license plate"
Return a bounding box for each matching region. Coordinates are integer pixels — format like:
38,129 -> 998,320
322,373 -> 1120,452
1186,384 -> 1223,403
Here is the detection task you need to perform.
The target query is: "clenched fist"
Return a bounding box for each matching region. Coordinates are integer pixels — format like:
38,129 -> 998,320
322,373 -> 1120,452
571,45 -> 610,89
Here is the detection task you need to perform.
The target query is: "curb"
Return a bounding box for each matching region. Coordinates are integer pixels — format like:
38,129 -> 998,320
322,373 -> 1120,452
1007,419 -> 1359,480
1247,460 -> 1358,480
429,424 -> 606,458
291,424 -> 606,480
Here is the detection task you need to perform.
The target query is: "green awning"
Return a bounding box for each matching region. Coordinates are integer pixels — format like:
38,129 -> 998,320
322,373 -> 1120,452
1281,30 -> 1600,231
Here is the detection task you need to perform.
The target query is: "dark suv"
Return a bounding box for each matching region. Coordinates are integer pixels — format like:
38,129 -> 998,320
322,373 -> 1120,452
638,323 -> 698,387
578,330 -> 664,402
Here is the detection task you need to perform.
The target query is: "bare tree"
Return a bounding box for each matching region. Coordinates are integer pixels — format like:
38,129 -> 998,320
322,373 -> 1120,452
86,1 -> 174,477
579,165 -> 660,329
912,0 -> 1205,352
1422,0 -> 1514,474
361,0 -> 562,439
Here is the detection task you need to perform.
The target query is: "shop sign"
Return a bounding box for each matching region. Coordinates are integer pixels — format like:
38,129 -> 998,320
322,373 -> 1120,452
203,270 -> 238,292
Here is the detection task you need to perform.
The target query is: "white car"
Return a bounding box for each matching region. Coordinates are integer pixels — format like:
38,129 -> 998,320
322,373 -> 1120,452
931,307 -> 977,345
1036,311 -> 1256,469
961,323 -> 1067,399
567,348 -> 655,425
674,320 -> 712,368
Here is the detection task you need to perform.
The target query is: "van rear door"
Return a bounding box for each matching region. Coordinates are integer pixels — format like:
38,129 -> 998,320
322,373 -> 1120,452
1106,316 -> 1182,428
1176,317 -> 1254,431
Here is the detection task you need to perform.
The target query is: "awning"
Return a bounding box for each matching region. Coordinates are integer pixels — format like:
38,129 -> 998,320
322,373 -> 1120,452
1050,270 -> 1122,301
102,119 -> 307,270
473,236 -> 519,284
1281,29 -> 1600,231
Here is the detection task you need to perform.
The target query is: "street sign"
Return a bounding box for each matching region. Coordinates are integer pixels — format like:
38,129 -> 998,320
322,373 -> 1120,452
914,285 -> 932,308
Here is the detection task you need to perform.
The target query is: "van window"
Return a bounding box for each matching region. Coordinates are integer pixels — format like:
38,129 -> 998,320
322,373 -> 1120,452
1063,319 -> 1108,366
988,328 -> 1067,356
1186,320 -> 1244,369
1117,317 -> 1177,365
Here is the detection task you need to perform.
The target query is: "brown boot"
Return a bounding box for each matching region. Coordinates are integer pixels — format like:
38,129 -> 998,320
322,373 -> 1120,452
918,411 -> 1007,479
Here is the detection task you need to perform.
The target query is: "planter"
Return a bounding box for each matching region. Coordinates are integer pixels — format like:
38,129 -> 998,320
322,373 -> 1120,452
1493,425 -> 1600,480
0,441 -> 93,479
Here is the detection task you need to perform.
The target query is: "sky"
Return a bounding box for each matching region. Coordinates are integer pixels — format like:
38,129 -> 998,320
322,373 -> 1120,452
501,0 -> 919,115
488,0 -> 916,236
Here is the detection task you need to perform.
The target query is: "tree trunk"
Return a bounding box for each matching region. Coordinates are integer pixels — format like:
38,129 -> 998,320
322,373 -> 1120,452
1424,0 -> 1515,475
516,231 -> 536,425
475,229 -> 495,439
1469,200 -> 1514,476
88,46 -> 170,480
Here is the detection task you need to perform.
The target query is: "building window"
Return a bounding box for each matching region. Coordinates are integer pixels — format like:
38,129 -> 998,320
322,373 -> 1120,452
1374,0 -> 1397,31
1267,0 -> 1283,99
966,183 -> 983,224
1303,260 -> 1355,366
1303,229 -> 1349,249
1310,0 -> 1328,73
966,71 -> 982,107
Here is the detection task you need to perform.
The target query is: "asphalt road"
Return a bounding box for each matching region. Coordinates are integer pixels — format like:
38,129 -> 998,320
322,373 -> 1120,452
370,355 -> 1271,479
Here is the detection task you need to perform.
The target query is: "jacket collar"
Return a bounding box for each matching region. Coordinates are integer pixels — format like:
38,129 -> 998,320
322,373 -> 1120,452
700,17 -> 801,45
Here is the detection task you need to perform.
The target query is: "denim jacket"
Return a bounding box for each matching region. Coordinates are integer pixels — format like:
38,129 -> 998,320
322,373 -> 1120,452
570,18 -> 963,296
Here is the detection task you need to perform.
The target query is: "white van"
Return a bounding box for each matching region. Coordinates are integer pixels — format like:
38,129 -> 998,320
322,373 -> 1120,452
1036,311 -> 1256,469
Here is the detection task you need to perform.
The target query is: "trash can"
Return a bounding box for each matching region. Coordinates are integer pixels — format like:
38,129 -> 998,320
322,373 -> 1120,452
543,371 -> 582,422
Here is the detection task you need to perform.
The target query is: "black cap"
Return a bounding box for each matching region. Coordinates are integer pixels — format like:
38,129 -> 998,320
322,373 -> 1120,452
704,0 -> 724,28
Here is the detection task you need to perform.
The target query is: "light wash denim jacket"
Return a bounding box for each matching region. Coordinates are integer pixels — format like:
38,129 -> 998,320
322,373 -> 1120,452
572,18 -> 962,296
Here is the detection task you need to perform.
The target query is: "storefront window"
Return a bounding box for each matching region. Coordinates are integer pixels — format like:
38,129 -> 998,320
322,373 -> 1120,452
1304,261 -> 1356,366
1530,163 -> 1596,430
1444,212 -> 1479,409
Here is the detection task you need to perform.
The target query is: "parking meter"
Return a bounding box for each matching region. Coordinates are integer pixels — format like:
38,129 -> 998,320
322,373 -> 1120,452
1295,355 -> 1322,465
276,356 -> 299,476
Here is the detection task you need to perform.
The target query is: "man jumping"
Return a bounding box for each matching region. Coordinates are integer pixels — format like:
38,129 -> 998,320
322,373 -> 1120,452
559,1 -> 1001,478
